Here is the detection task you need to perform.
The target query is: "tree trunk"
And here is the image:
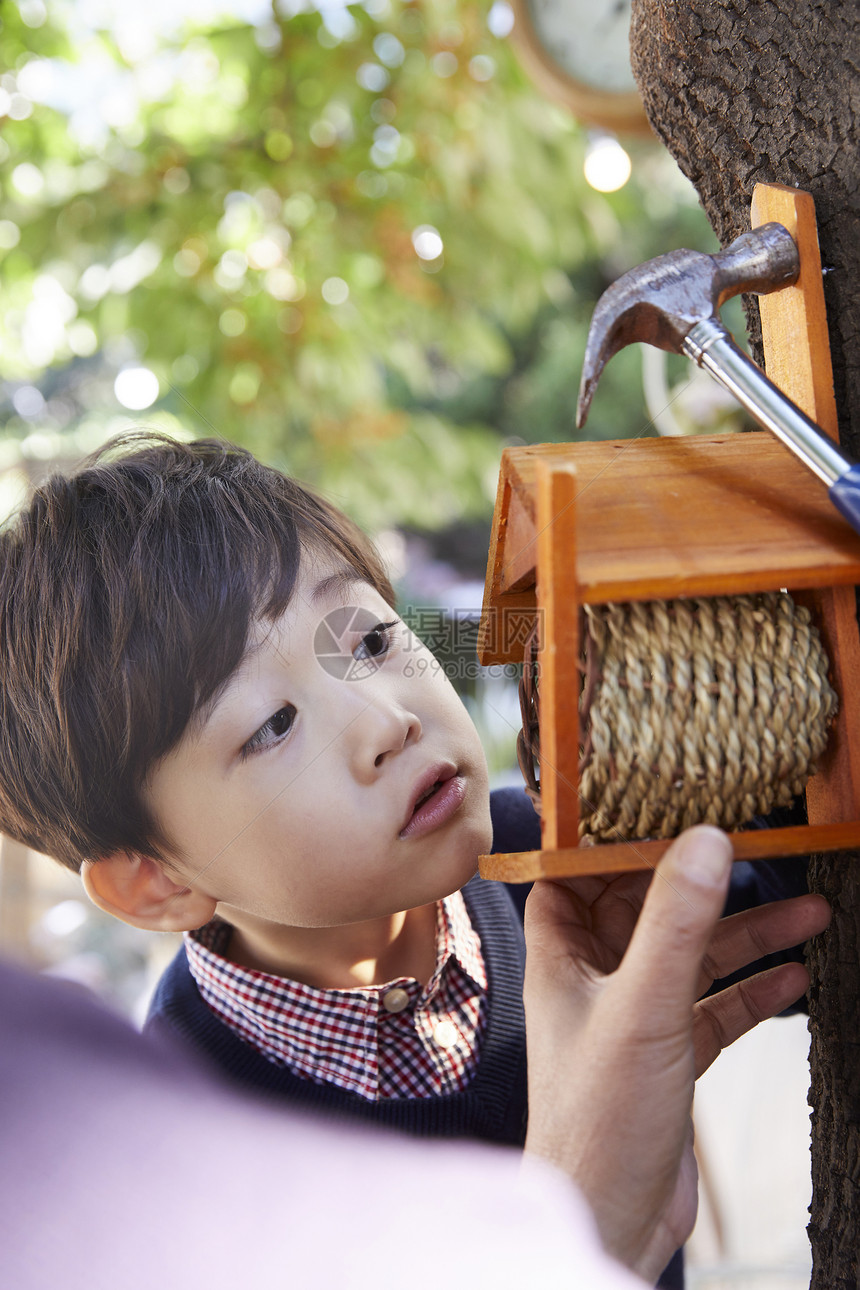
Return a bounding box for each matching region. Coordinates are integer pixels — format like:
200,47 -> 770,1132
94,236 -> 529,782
629,3 -> 860,1285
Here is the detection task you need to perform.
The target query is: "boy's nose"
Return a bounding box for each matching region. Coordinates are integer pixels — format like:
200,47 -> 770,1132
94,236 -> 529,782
347,694 -> 421,782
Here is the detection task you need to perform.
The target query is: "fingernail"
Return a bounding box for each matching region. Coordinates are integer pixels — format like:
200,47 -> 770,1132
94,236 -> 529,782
672,826 -> 733,884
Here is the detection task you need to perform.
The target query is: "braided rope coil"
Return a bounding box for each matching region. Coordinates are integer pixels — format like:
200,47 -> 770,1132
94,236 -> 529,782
517,592 -> 838,843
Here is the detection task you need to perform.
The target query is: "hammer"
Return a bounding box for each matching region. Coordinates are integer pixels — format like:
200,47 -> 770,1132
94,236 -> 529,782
576,223 -> 860,536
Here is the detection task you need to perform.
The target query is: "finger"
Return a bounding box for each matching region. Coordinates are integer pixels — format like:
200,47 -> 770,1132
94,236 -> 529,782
620,826 -> 734,1026
524,880 -> 615,984
585,870 -> 654,962
693,961 -> 811,1076
525,867 -> 656,982
556,868 -> 651,913
524,878 -> 589,942
694,892 -> 831,996
552,870 -> 654,969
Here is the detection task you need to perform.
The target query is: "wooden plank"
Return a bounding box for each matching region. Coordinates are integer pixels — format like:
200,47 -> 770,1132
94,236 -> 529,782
498,484 -> 538,594
477,453 -> 537,666
752,182 -> 860,824
534,459 -> 580,849
801,583 -> 860,824
476,589 -> 537,667
482,435 -> 860,618
481,432 -> 860,664
751,183 -> 839,438
479,820 -> 860,882
478,468 -> 513,663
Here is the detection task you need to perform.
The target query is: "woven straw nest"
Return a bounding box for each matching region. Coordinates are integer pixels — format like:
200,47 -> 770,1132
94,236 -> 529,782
518,592 -> 838,843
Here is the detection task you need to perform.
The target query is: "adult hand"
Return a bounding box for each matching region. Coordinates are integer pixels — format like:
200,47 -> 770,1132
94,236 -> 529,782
522,826 -> 830,1283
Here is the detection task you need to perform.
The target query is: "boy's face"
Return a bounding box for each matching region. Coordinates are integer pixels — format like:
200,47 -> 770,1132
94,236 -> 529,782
143,551 -> 492,931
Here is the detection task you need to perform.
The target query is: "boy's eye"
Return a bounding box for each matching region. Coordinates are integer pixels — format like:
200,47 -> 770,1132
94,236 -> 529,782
241,704 -> 297,758
354,620 -> 399,662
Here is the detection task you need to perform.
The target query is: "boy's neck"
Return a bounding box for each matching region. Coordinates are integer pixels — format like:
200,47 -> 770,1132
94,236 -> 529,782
220,901 -> 439,989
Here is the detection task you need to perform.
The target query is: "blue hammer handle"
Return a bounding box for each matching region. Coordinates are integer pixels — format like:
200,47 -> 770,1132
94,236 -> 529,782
829,466 -> 860,535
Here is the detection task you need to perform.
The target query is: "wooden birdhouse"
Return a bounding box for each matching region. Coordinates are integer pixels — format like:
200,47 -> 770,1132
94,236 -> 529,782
478,184 -> 860,882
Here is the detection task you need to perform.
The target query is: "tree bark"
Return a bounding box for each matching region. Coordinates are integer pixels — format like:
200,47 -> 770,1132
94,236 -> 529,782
629,4 -> 860,1286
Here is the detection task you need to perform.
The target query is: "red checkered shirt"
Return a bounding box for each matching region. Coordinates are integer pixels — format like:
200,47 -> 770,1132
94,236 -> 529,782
184,891 -> 488,1101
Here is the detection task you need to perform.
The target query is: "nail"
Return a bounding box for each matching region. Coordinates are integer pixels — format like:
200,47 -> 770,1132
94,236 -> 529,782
672,825 -> 733,885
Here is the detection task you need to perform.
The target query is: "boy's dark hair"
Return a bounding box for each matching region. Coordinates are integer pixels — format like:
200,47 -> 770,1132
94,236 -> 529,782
0,433 -> 395,873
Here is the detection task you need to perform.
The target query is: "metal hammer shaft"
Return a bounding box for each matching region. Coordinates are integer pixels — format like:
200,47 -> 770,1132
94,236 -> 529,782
682,318 -> 850,486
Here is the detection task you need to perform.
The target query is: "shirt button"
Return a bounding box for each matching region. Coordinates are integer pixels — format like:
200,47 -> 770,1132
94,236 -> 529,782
382,987 -> 410,1014
433,1020 -> 459,1049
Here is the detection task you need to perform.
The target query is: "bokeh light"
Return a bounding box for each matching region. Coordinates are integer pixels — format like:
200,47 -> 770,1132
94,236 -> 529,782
114,366 -> 159,410
583,135 -> 632,193
412,225 -> 444,261
321,277 -> 349,305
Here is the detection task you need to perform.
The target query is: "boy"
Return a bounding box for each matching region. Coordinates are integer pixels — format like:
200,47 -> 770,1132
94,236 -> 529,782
0,433 -> 815,1154
0,432 -> 534,1139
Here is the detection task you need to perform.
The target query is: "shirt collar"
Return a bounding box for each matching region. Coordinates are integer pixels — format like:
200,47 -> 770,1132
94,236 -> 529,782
186,888 -> 486,1012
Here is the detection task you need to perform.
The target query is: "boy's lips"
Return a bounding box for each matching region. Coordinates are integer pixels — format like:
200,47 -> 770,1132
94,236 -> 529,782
399,763 -> 464,839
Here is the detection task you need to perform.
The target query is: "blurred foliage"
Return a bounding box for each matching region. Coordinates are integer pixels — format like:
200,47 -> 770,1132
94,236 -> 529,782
0,0 -> 716,530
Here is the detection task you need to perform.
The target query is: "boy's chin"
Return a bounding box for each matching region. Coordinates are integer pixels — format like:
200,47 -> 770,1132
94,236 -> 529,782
444,820 -> 493,893
472,810 -> 494,862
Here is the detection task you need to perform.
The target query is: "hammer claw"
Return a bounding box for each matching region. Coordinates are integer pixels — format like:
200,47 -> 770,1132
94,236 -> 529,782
576,223 -> 800,431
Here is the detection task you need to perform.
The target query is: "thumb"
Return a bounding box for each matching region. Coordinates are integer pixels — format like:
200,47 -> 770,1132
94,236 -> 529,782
621,826 -> 733,1024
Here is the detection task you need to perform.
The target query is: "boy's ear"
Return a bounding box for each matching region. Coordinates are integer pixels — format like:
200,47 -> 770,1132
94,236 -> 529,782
81,852 -> 217,933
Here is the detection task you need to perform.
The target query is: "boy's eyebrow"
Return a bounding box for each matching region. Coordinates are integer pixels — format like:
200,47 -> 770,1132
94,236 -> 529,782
310,568 -> 365,605
190,650 -> 263,736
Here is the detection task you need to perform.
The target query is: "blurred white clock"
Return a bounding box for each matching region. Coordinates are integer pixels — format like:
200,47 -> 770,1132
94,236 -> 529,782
509,0 -> 650,134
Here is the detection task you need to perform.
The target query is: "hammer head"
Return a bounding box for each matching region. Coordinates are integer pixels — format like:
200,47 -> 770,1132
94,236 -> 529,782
576,222 -> 799,428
